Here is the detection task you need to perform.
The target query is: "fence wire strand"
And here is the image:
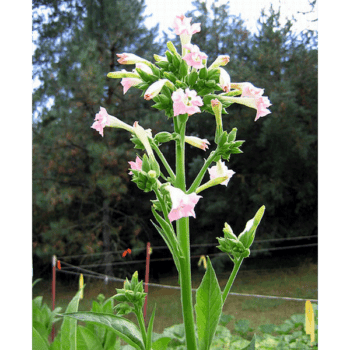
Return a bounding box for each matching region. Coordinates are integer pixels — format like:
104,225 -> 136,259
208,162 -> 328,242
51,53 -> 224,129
56,260 -> 318,303
57,235 -> 317,260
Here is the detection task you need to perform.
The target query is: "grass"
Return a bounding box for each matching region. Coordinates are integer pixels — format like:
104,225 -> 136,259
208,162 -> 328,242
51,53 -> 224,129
32,259 -> 317,336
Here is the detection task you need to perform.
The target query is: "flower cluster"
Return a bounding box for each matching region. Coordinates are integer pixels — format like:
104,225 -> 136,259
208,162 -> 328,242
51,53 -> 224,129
90,14 -> 271,223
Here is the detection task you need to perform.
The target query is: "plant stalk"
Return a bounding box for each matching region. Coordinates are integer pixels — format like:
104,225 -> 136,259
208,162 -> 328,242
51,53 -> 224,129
222,255 -> 244,304
174,116 -> 198,350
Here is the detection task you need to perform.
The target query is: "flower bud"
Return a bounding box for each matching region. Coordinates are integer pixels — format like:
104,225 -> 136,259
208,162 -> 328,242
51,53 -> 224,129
154,132 -> 174,144
223,222 -> 238,240
116,53 -> 151,65
131,271 -> 139,289
148,170 -> 157,178
219,68 -> 231,93
133,121 -> 154,157
238,206 -> 265,249
113,293 -> 128,302
114,302 -> 134,316
144,79 -> 167,100
211,98 -> 223,143
107,71 -> 140,79
208,55 -> 230,70
185,136 -> 210,151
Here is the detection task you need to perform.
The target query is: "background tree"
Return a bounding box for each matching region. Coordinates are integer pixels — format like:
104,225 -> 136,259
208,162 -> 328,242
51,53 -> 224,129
32,0 -> 164,277
183,1 -> 318,266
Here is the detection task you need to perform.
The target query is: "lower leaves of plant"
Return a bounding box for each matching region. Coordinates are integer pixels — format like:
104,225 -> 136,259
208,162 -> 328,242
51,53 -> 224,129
61,312 -> 145,350
195,257 -> 223,350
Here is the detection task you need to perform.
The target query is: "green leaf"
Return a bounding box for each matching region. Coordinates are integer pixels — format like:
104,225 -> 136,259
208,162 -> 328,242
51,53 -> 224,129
195,257 -> 223,350
241,334 -> 256,350
60,288 -> 83,350
32,326 -> 49,350
151,337 -> 172,350
62,312 -> 145,350
146,305 -> 157,350
76,325 -> 104,350
235,319 -> 252,335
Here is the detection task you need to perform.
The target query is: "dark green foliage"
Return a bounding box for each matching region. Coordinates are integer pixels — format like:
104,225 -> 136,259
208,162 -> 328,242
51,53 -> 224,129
185,1 -> 317,252
32,0 -> 163,276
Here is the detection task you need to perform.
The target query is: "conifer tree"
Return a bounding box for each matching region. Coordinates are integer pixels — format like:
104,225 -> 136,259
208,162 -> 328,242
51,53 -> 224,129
32,0 -> 162,276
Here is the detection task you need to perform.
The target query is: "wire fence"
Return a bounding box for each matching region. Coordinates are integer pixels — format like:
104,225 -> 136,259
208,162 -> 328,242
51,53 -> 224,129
59,242 -> 318,270
57,234 -> 318,260
55,237 -> 318,304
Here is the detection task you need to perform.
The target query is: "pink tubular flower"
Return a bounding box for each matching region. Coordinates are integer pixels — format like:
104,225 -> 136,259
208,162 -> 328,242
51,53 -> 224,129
91,107 -> 134,136
253,96 -> 272,121
236,96 -> 272,121
121,77 -> 142,94
208,160 -> 235,186
172,88 -> 203,116
128,156 -> 143,175
173,14 -> 201,36
183,44 -> 208,69
91,107 -> 110,137
166,186 -> 202,222
230,82 -> 264,98
185,136 -> 210,151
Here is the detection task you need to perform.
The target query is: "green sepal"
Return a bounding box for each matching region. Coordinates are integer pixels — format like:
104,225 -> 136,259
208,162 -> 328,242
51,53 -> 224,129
154,132 -> 173,144
188,70 -> 199,87
114,303 -> 134,316
165,51 -> 173,63
178,59 -> 189,78
199,67 -> 208,79
228,128 -> 237,142
135,68 -> 158,84
207,68 -> 220,81
155,61 -> 169,70
163,71 -> 177,84
113,294 -> 128,302
166,41 -> 179,55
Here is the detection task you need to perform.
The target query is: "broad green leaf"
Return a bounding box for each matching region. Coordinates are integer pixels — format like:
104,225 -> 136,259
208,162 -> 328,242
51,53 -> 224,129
62,312 -> 145,350
60,288 -> 83,350
241,334 -> 256,350
146,305 -> 157,350
195,257 -> 223,350
76,325 -> 104,350
32,326 -> 49,350
151,337 -> 172,350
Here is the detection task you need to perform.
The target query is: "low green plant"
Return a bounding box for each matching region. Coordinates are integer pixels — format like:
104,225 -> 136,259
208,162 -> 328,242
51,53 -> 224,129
32,283 -> 317,350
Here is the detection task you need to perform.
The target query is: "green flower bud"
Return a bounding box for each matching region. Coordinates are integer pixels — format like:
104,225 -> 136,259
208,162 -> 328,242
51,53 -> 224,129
114,302 -> 134,316
148,170 -> 157,178
223,222 -> 238,240
238,206 -> 265,248
113,293 -> 128,302
154,132 -> 174,144
130,271 -> 139,289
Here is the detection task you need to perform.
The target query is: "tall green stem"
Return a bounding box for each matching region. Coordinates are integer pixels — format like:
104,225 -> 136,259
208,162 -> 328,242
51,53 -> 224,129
152,141 -> 176,182
174,116 -> 198,350
134,305 -> 147,348
187,150 -> 218,194
222,256 -> 244,304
